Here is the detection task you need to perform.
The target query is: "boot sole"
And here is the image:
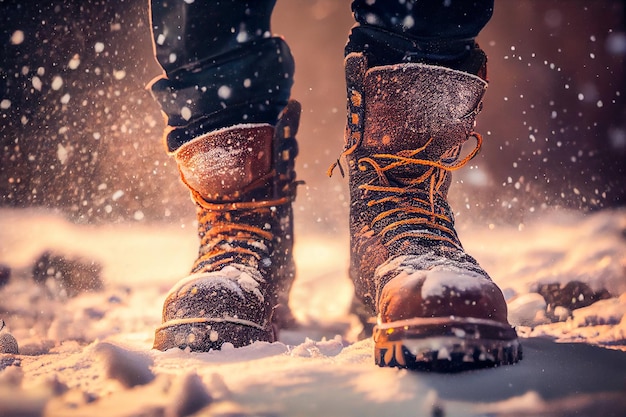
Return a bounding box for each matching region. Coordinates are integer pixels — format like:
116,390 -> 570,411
153,318 -> 274,352
373,317 -> 522,372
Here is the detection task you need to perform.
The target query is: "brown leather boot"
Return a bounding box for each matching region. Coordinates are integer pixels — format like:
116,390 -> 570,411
154,100 -> 301,351
333,53 -> 521,371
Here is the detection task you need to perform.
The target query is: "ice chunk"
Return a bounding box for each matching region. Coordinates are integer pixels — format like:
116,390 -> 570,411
508,293 -> 548,327
93,342 -> 154,388
290,336 -> 344,358
165,372 -> 212,417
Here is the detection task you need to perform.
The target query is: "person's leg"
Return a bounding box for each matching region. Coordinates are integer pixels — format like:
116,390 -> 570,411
346,0 -> 492,72
148,0 -> 301,351
334,0 -> 521,370
148,0 -> 294,151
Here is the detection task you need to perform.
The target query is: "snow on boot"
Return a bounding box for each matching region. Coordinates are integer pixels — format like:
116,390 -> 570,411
332,53 -> 521,371
154,100 -> 301,351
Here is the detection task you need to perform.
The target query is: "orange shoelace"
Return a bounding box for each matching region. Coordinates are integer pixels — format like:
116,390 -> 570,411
190,191 -> 292,272
330,132 -> 483,248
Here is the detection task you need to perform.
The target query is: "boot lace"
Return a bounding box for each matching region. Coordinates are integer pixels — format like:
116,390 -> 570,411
189,191 -> 292,273
329,132 -> 482,249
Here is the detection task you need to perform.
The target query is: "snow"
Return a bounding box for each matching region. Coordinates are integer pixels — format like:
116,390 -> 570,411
420,269 -> 490,299
51,76 -> 63,91
507,293 -> 548,327
0,207 -> 625,416
10,30 -> 24,45
1,2 -> 624,413
217,85 -> 232,100
93,342 -> 155,388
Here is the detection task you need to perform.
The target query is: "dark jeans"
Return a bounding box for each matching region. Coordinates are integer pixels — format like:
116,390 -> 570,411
149,0 -> 494,151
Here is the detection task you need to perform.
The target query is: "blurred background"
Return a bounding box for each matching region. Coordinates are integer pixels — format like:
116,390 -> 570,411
1,0 -> 625,237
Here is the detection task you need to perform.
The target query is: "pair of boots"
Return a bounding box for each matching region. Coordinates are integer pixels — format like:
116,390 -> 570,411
153,53 -> 521,371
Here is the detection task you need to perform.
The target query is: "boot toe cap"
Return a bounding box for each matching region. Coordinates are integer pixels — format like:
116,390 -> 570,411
378,265 -> 510,325
155,265 -> 273,351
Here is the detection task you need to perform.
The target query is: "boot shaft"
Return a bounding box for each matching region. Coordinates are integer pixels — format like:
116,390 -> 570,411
172,100 -> 300,205
344,53 -> 487,189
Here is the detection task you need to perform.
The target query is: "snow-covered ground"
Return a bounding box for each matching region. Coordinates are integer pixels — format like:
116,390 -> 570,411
0,207 -> 625,417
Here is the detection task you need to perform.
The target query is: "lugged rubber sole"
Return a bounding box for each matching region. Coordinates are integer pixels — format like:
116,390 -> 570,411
373,316 -> 522,372
153,318 -> 274,352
